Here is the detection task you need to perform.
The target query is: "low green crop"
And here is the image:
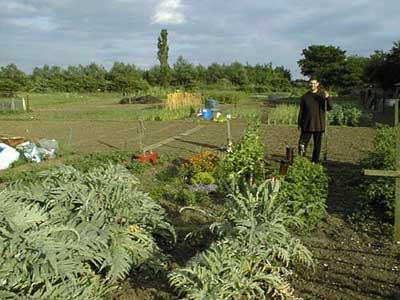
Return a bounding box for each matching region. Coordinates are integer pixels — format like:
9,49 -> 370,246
278,157 -> 328,229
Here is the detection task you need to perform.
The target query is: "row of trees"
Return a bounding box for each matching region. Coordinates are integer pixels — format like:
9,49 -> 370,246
298,41 -> 400,91
0,60 -> 292,93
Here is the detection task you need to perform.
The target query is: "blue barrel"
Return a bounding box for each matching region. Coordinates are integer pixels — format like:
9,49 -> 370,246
202,108 -> 212,120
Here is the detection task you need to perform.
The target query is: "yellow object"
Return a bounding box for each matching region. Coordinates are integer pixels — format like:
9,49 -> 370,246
129,224 -> 140,233
166,92 -> 202,110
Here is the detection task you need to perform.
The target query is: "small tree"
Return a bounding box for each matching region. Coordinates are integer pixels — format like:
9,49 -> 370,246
157,29 -> 171,87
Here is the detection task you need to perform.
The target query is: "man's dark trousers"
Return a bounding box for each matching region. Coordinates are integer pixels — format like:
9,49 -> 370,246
299,131 -> 323,163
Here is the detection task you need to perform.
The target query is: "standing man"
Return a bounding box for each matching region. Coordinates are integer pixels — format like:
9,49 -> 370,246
298,78 -> 333,163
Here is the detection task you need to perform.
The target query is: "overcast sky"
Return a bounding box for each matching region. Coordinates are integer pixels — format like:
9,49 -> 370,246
0,0 -> 399,79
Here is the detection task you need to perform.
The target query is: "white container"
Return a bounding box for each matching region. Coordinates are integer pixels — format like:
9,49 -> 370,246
0,143 -> 20,170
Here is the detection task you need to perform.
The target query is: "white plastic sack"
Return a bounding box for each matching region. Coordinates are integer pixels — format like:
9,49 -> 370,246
0,143 -> 20,170
16,141 -> 42,163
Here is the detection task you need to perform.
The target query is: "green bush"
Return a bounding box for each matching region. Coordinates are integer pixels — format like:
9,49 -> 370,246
359,125 -> 395,221
329,104 -> 362,126
278,157 -> 328,229
216,119 -> 265,189
203,90 -> 249,104
191,171 -> 215,185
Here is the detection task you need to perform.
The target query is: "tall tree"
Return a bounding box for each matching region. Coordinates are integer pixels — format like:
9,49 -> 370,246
363,50 -> 387,88
383,41 -> 400,88
341,55 -> 369,89
298,45 -> 346,88
157,29 -> 171,87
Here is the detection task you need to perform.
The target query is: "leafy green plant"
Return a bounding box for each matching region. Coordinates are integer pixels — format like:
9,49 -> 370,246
190,171 -> 215,185
169,179 -> 313,299
278,157 -> 328,229
0,164 -> 175,299
359,125 -> 396,221
217,119 -> 265,189
329,103 -> 362,126
266,104 -> 299,125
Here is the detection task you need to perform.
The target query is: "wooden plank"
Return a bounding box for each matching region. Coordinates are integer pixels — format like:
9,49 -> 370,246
363,169 -> 400,177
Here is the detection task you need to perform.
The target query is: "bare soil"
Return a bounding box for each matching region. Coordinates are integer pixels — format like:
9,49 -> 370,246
1,116 -> 399,300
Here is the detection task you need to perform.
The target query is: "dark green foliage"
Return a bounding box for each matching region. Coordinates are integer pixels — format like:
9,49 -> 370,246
107,62 -> 149,93
202,90 -> 249,104
359,125 -> 396,220
329,104 -> 363,126
0,164 -> 175,299
364,41 -> 400,89
172,56 -> 197,88
157,29 -> 171,87
298,45 -> 346,88
0,64 -> 27,92
278,157 -> 328,229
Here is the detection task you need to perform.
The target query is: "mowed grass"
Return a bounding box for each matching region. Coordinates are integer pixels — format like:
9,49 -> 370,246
0,92 -> 201,122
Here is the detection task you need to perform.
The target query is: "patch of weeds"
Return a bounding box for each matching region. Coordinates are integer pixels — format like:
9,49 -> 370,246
66,150 -> 132,172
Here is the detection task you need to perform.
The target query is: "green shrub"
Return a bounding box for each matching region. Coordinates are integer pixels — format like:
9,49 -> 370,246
191,172 -> 215,185
203,90 -> 249,104
216,119 -> 265,189
329,104 -> 362,126
278,157 -> 328,229
174,187 -> 210,206
359,125 -> 396,221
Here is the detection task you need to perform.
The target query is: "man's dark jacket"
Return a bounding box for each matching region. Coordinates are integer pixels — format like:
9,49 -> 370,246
298,91 -> 333,132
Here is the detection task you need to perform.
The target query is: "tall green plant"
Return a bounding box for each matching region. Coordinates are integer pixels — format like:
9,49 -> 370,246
359,125 -> 396,220
157,29 -> 171,87
217,119 -> 265,189
169,179 -> 312,300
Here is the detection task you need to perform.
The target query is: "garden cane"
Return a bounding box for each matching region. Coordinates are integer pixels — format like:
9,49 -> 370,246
324,98 -> 328,161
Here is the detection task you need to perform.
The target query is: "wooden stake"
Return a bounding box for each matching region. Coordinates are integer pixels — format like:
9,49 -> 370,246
363,99 -> 400,241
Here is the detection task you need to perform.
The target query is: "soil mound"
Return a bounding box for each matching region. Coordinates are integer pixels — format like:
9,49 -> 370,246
119,95 -> 162,104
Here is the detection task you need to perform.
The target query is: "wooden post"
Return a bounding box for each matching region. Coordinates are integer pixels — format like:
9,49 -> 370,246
396,99 -> 400,241
324,99 -> 328,161
138,118 -> 145,154
363,99 -> 400,241
26,95 -> 31,112
226,114 -> 232,152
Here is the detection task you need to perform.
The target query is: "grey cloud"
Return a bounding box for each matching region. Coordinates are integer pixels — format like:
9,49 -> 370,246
1,0 -> 399,78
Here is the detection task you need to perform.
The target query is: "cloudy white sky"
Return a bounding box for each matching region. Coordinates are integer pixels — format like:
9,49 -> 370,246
0,0 -> 399,78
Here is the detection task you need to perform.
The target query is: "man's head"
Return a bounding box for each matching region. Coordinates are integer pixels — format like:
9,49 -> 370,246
309,78 -> 320,93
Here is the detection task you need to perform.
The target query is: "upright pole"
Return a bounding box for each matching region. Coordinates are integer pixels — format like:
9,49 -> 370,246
324,99 -> 328,161
395,99 -> 400,241
226,114 -> 232,152
138,118 -> 145,154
